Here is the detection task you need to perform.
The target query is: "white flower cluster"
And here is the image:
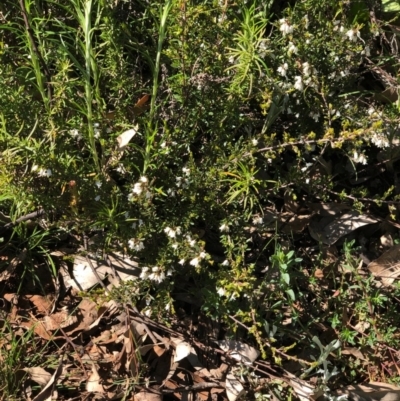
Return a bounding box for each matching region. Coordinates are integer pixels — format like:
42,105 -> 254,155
279,19 -> 294,36
252,215 -> 263,225
128,238 -> 144,251
93,122 -> 101,139
70,129 -> 82,140
277,63 -> 289,77
164,226 -> 181,238
220,223 -> 229,232
370,134 -> 390,148
176,167 -> 191,189
140,266 -> 166,284
128,176 -> 150,200
258,41 -> 268,58
353,151 -> 367,165
345,28 -> 360,42
288,41 -> 298,54
32,165 -> 52,177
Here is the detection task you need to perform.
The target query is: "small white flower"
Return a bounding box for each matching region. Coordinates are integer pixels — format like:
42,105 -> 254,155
309,111 -> 320,122
353,151 -> 367,165
361,45 -> 371,56
94,195 -> 101,201
253,216 -> 263,225
165,226 -> 181,238
116,164 -> 126,174
132,182 -> 143,195
31,165 -> 38,172
258,41 -> 268,57
140,176 -> 148,183
140,266 -> 150,280
94,129 -> 101,139
70,129 -> 80,138
220,223 -> 229,232
222,260 -> 229,266
95,181 -> 102,188
252,138 -> 258,146
288,42 -> 298,54
167,268 -> 174,276
172,243 -> 179,250
294,76 -> 304,91
217,287 -> 226,297
179,258 -> 185,265
190,257 -> 200,267
148,266 -> 165,284
128,238 -> 144,251
199,252 -> 207,259
189,239 -> 196,247
371,134 -> 389,148
277,62 -> 289,77
302,62 -> 312,77
228,55 -> 235,64
38,168 -> 52,177
164,227 -> 176,238
182,167 -> 190,176
345,28 -> 358,42
93,122 -> 100,128
279,19 -> 294,36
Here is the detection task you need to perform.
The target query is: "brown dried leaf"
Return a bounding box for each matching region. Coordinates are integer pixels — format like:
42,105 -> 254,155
86,364 -> 105,393
32,356 -> 63,401
368,244 -> 400,286
43,310 -> 77,331
310,211 -> 379,245
26,295 -> 53,315
217,340 -> 260,364
226,372 -> 244,401
342,347 -> 367,361
23,367 -> 52,387
133,388 -> 162,401
333,382 -> 400,401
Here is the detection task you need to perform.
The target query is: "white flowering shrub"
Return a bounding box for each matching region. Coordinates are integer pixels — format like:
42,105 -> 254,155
0,0 -> 400,392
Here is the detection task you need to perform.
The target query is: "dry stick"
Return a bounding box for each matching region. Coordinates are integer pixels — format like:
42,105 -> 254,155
1,208 -> 46,230
129,305 -> 165,345
19,0 -> 52,103
162,382 -> 224,394
327,188 -> 400,206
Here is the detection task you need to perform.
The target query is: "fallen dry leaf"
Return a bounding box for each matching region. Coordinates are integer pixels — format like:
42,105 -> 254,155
32,356 -> 63,401
133,388 -> 162,401
116,126 -> 138,151
86,364 -> 105,393
309,211 -> 379,245
174,341 -> 192,362
226,372 -> 244,401
331,381 -> 400,401
23,367 -> 52,387
368,244 -> 400,286
217,340 -> 260,365
342,347 -> 367,361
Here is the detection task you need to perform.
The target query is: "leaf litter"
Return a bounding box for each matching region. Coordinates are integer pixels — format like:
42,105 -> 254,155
2,199 -> 400,400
